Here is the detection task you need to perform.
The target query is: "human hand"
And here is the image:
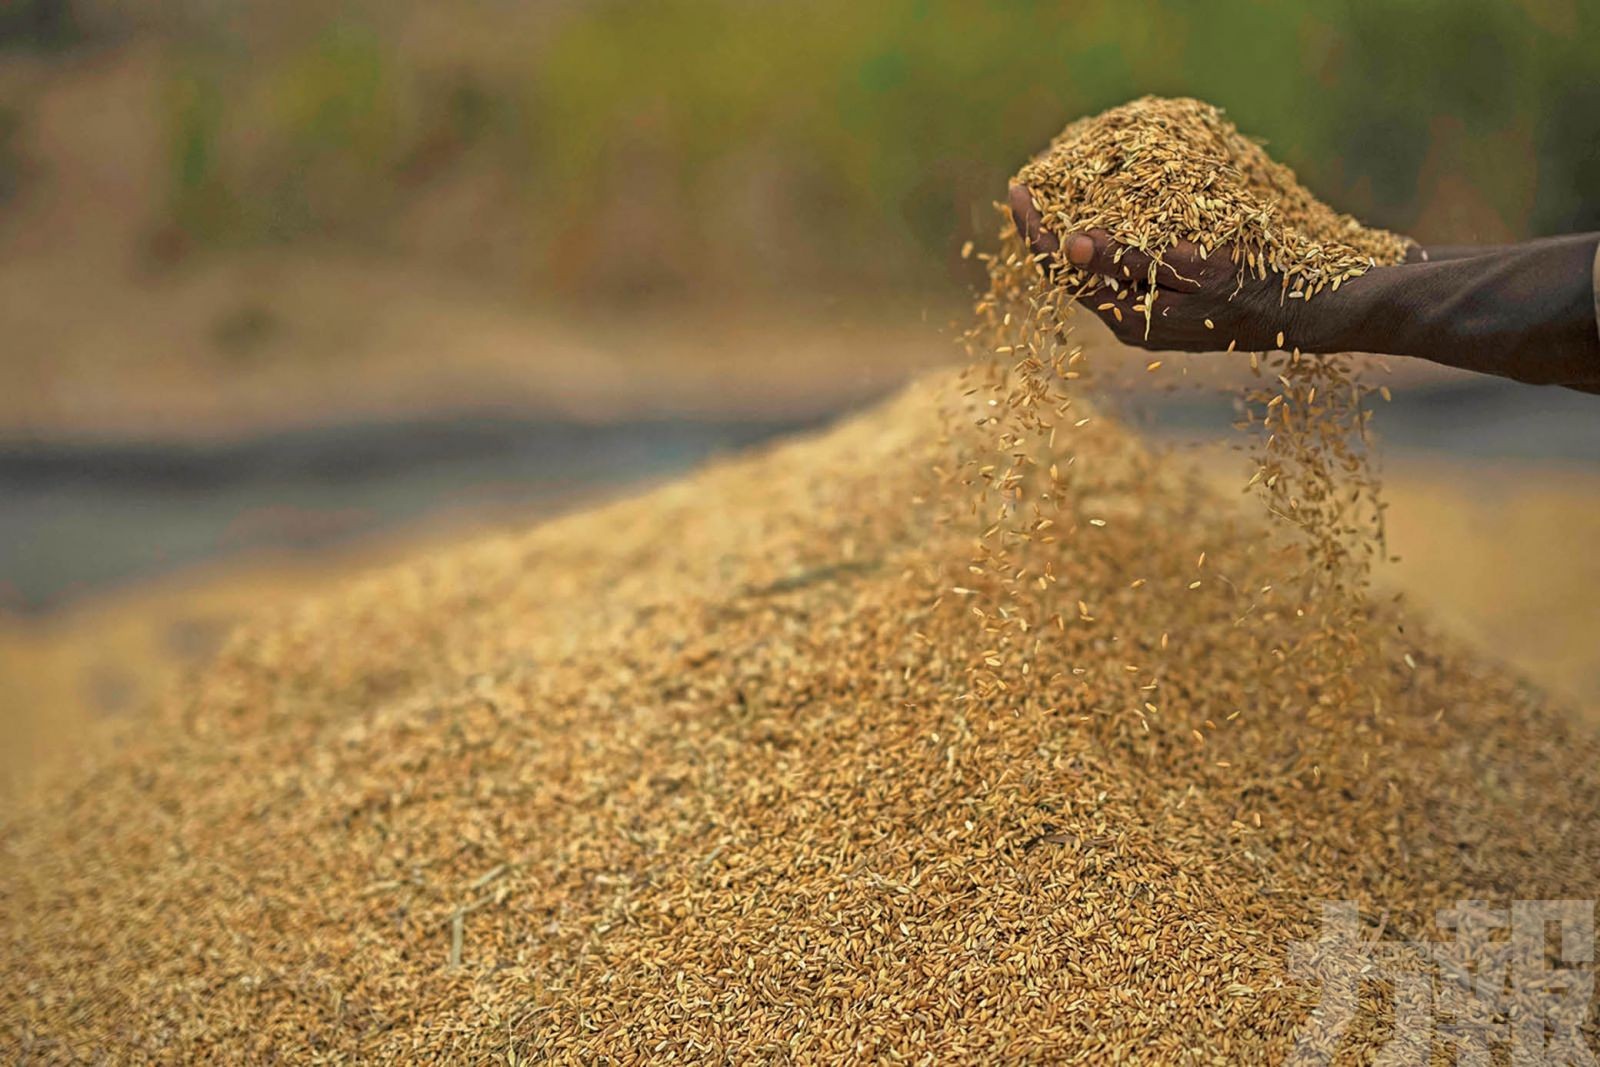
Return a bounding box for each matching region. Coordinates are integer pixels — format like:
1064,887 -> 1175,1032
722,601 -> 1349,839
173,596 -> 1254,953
1007,182 -> 1381,354
1009,183 -> 1600,388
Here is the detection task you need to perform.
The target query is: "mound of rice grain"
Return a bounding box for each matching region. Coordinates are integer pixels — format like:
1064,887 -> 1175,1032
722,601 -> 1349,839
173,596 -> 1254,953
4,380 -> 1599,1062
4,99 -> 1599,1063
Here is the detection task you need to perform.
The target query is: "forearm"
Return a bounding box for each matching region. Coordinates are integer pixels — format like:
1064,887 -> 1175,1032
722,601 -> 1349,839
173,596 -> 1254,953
1407,232 -> 1600,263
1326,234 -> 1600,388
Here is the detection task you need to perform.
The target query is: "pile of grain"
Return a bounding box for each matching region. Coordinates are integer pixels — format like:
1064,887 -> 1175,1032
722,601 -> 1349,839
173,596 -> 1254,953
4,100 -> 1599,1062
3,382 -> 1598,1061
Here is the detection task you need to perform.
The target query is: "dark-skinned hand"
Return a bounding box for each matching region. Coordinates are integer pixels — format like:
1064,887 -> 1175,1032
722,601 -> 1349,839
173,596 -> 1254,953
1006,182 -> 1600,392
1009,182 -> 1361,354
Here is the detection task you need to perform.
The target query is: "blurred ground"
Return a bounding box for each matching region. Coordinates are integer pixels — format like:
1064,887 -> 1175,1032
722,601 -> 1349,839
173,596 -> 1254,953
1380,460 -> 1600,711
0,46 -> 951,437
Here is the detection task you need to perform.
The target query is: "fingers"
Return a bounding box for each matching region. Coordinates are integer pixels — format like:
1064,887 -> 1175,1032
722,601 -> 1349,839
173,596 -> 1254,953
1061,229 -> 1216,292
1008,185 -> 1232,294
1074,287 -> 1224,351
1076,285 -> 1168,345
1008,184 -> 1059,259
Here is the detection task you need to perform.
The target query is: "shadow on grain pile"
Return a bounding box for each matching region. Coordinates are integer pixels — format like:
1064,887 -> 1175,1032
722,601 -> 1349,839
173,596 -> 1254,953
4,96 -> 1600,1062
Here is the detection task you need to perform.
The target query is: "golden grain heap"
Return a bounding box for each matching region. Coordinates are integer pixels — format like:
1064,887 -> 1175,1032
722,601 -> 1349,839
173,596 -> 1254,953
3,101 -> 1599,1063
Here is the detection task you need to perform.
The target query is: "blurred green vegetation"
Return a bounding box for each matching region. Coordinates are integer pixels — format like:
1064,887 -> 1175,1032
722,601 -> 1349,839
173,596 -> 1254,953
0,0 -> 79,50
0,101 -> 20,203
159,0 -> 1600,300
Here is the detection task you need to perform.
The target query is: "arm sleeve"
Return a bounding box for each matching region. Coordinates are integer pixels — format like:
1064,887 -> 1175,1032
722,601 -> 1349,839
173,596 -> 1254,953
1593,239 -> 1600,344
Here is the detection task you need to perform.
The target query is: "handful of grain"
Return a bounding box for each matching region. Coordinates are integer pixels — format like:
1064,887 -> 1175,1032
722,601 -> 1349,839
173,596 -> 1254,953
1014,96 -> 1410,304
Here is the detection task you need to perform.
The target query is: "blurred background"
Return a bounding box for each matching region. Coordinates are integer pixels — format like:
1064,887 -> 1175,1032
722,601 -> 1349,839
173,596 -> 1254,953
3,0 -> 1599,774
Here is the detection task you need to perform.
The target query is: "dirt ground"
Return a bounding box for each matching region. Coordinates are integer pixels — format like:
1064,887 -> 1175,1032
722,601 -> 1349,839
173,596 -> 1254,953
0,45 -> 957,439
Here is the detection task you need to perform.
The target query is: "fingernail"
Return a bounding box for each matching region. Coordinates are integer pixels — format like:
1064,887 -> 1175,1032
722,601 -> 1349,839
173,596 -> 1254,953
1066,234 -> 1094,267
